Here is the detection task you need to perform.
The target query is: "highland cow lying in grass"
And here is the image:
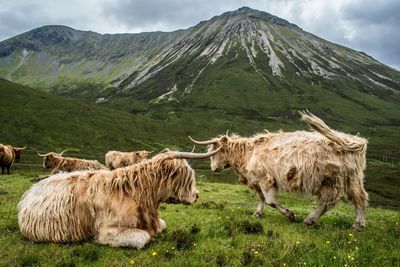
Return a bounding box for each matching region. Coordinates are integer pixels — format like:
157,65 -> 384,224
37,150 -> 107,174
18,147 -> 221,248
190,111 -> 369,229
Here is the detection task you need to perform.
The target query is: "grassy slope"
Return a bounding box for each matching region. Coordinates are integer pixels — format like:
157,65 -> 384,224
0,78 -> 197,154
0,171 -> 399,266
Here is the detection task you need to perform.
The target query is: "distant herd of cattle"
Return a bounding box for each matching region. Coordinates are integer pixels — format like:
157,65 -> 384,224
1,111 -> 369,248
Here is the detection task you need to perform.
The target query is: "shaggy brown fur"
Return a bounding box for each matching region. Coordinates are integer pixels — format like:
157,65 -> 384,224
39,152 -> 108,174
18,148 -> 221,248
190,111 -> 369,229
0,144 -> 26,174
105,150 -> 151,170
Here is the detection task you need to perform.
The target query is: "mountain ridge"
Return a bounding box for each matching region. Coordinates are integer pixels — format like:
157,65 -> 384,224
1,6 -> 399,100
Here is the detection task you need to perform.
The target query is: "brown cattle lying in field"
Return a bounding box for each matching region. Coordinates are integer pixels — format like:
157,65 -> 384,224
37,150 -> 107,174
105,150 -> 151,170
190,111 -> 369,229
0,144 -> 26,174
18,146 -> 221,248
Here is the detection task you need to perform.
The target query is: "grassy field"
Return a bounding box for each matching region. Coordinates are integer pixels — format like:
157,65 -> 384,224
1,170 -> 399,267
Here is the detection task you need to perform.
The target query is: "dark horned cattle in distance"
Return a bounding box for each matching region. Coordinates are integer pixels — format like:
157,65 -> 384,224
0,144 -> 26,174
18,146 -> 222,248
189,111 -> 368,229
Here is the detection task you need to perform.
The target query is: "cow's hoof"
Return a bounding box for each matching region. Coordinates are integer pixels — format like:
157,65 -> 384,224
253,211 -> 263,218
303,217 -> 315,226
287,211 -> 295,222
352,222 -> 365,230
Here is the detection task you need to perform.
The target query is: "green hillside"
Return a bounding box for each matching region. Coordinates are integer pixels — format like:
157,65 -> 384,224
0,78 -> 185,153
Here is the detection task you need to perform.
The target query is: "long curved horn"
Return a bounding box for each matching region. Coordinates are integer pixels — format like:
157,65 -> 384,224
190,145 -> 196,153
226,130 -> 229,136
58,150 -> 69,156
36,151 -> 51,157
16,146 -> 27,150
188,136 -> 219,145
171,145 -> 223,159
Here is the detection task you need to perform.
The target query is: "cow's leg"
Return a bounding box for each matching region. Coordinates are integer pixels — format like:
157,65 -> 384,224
6,164 -> 11,175
239,175 -> 265,217
157,218 -> 167,233
249,182 -> 266,218
96,226 -> 151,249
346,176 -> 368,229
1,166 -> 4,174
259,183 -> 295,221
303,179 -> 342,226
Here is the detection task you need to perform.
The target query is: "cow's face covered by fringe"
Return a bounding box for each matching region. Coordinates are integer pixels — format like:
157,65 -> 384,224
206,137 -> 231,172
162,158 -> 199,205
12,147 -> 26,160
42,153 -> 58,169
189,136 -> 232,173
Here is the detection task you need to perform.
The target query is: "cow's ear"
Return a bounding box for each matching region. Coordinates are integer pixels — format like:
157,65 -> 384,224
221,136 -> 228,144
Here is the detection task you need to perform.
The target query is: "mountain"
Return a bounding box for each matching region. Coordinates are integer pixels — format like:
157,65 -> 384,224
0,7 -> 399,161
1,7 -> 399,100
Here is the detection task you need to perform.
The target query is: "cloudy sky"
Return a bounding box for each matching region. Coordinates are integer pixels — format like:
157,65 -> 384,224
1,0 -> 399,70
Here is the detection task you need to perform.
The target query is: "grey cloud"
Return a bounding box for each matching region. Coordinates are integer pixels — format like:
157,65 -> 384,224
338,0 -> 400,68
0,3 -> 44,40
342,0 -> 400,24
102,0 -> 244,31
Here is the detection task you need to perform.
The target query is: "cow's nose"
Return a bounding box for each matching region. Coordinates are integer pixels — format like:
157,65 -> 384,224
195,193 -> 199,199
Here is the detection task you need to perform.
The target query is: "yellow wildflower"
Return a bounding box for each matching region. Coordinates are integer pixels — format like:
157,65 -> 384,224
152,251 -> 157,256
326,241 -> 330,244
348,233 -> 353,237
296,241 -> 300,245
129,259 -> 134,265
333,256 -> 337,260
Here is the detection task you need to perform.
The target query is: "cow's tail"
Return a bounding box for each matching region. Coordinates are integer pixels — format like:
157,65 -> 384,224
299,110 -> 367,152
